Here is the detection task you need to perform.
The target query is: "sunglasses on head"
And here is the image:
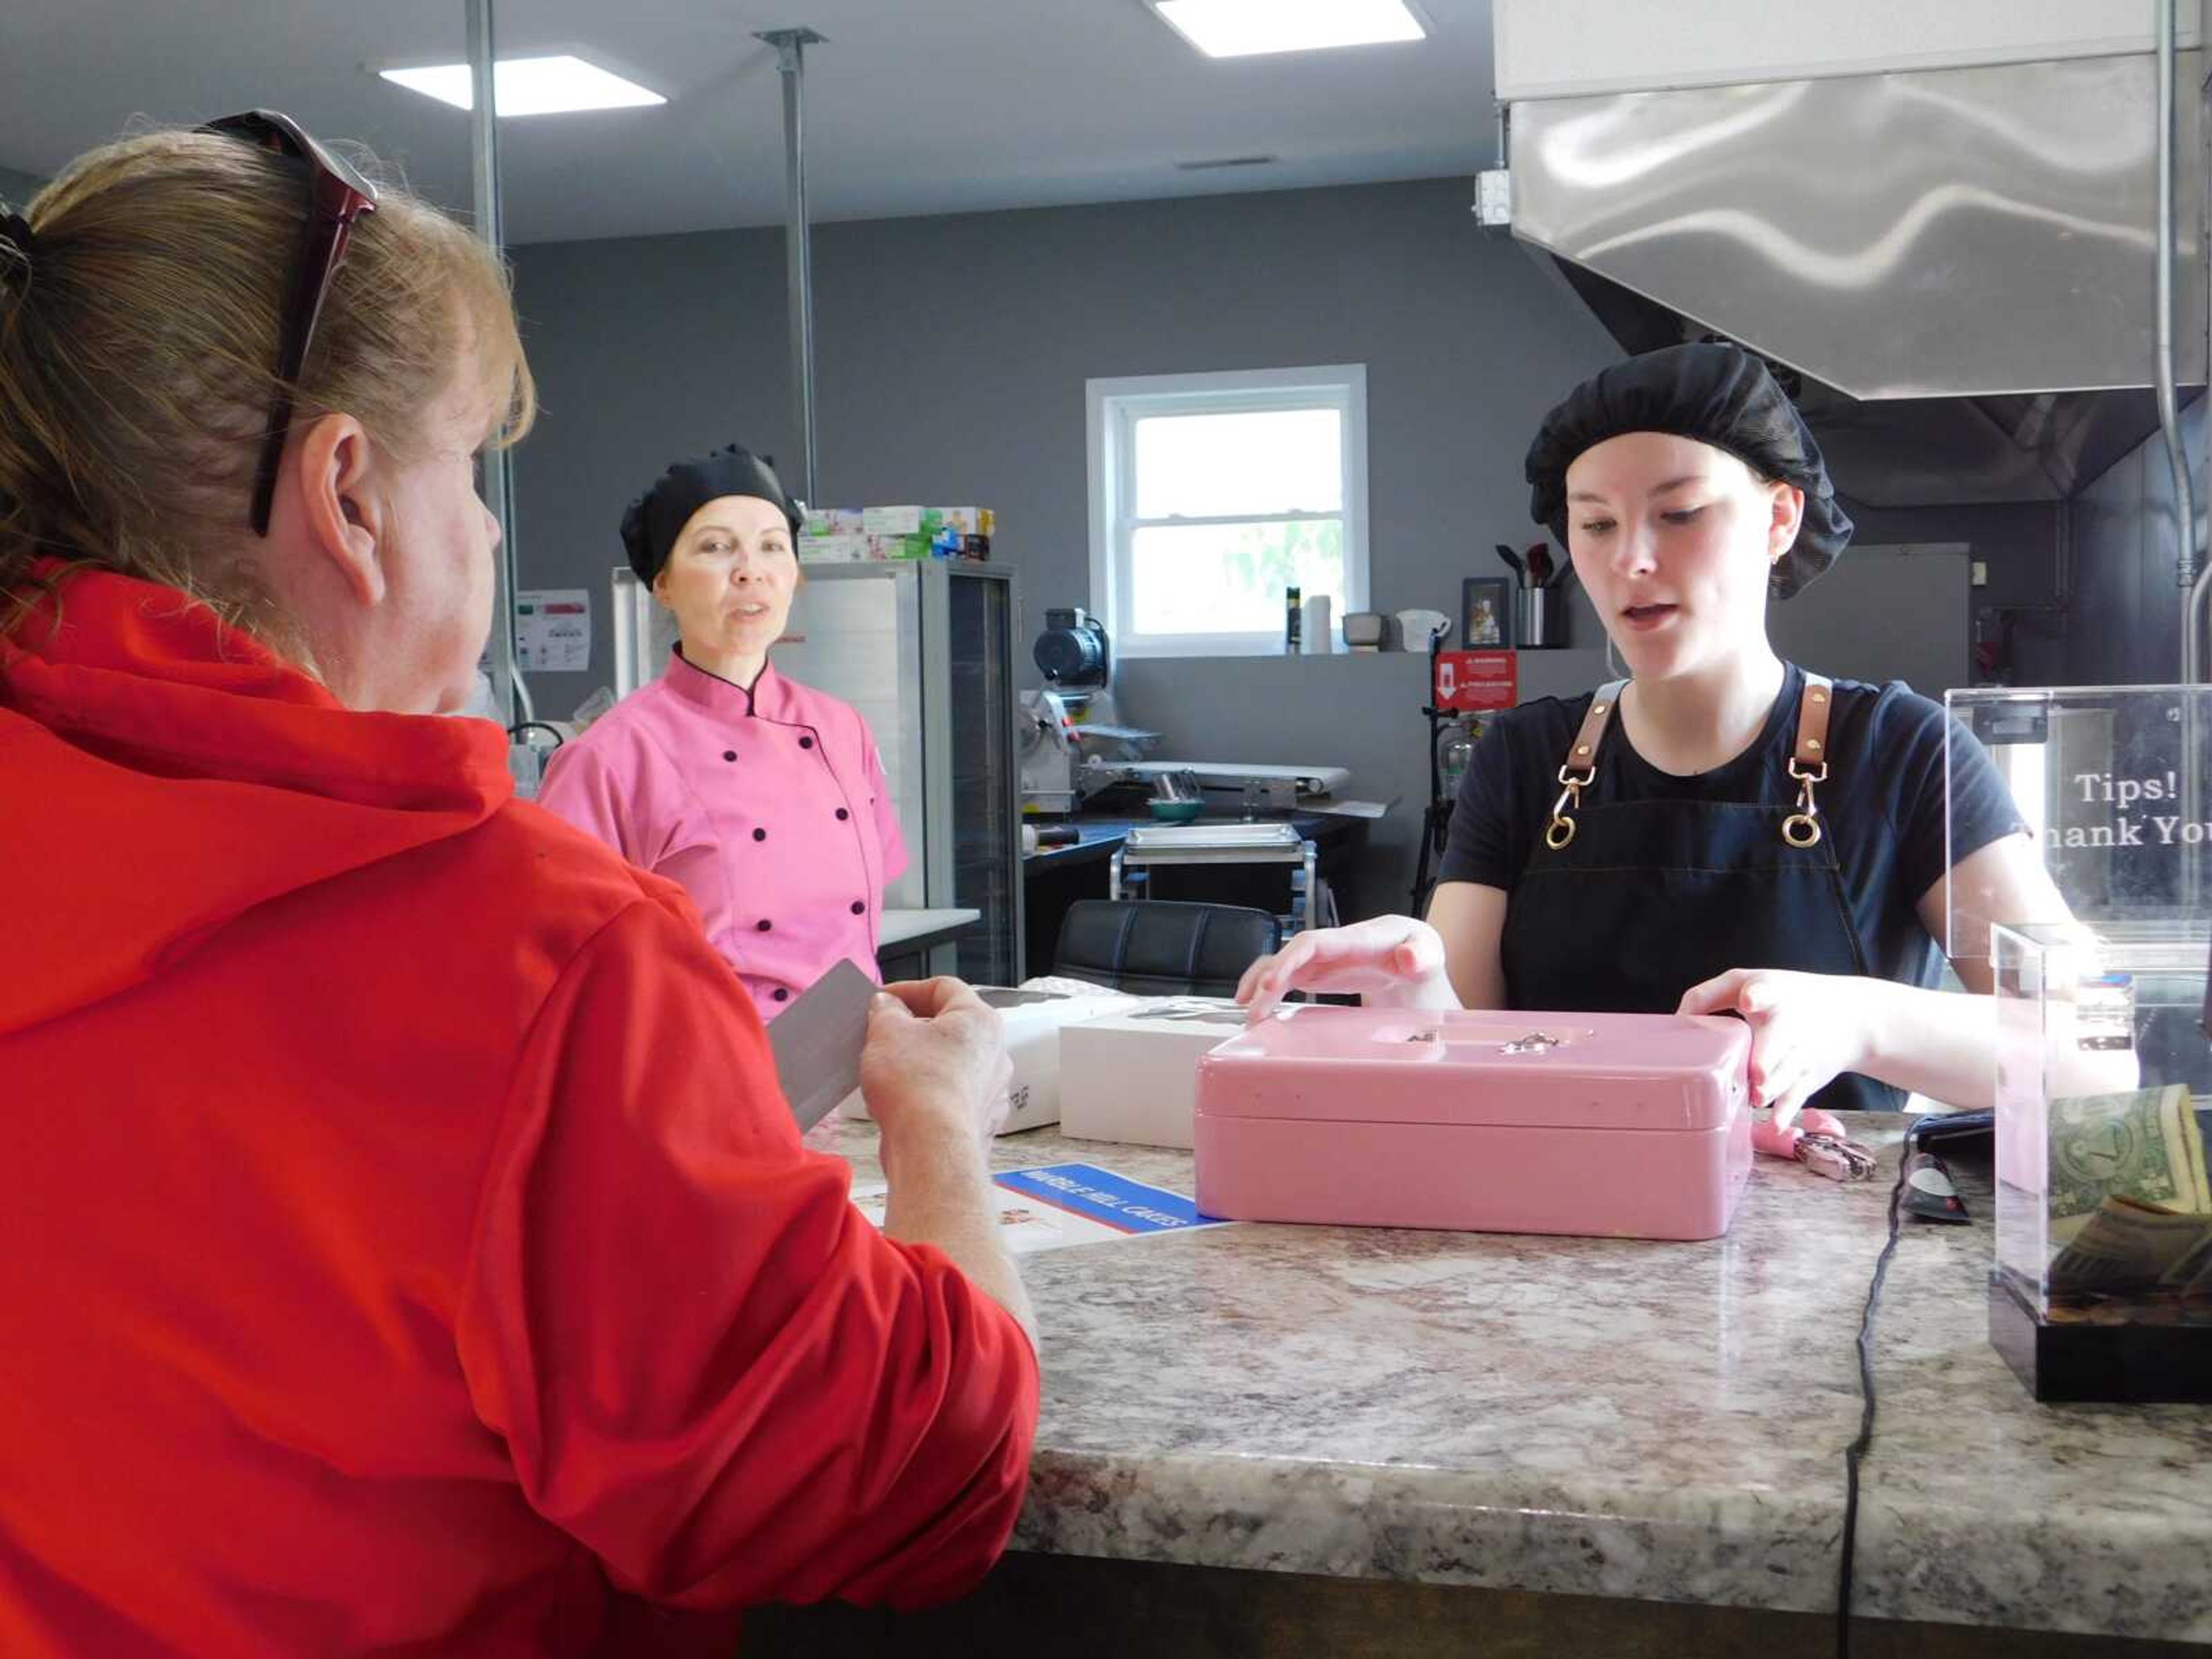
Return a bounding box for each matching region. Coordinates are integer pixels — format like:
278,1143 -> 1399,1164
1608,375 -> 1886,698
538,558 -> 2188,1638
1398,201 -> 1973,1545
198,110 -> 380,537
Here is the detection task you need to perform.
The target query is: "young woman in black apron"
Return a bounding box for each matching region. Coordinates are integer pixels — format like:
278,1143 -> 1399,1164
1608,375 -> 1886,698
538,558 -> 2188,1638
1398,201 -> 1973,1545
1237,343 -> 2077,1123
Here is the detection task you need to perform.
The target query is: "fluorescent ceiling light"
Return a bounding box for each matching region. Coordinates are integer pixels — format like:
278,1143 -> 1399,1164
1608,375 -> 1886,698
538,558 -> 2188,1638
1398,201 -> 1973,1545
378,55 -> 664,116
1150,0 -> 1426,58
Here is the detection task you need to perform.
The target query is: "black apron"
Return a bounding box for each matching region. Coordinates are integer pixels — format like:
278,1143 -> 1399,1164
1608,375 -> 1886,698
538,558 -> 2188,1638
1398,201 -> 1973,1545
1499,674 -> 1895,1113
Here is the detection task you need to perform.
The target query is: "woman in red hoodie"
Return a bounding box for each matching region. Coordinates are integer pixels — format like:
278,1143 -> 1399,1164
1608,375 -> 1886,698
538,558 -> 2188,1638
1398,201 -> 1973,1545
0,118 -> 1037,1656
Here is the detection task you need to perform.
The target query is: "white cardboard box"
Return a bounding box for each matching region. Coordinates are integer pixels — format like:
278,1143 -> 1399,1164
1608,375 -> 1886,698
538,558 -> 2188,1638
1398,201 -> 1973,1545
1059,998 -> 1247,1149
839,985 -> 1133,1134
861,505 -> 927,535
799,532 -> 870,563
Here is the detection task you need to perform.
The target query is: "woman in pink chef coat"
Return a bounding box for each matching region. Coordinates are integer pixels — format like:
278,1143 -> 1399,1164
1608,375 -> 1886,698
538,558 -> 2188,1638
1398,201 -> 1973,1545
538,445 -> 907,1018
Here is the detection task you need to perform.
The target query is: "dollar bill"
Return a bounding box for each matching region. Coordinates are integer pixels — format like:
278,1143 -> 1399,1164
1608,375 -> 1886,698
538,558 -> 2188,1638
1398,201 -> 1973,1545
2048,1195 -> 2212,1294
2046,1086 -> 2212,1243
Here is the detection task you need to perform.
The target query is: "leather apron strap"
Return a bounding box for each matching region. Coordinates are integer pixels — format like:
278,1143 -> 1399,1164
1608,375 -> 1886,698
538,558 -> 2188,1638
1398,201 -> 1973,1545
1793,673 -> 1835,767
1782,673 -> 1834,847
1544,680 -> 1626,849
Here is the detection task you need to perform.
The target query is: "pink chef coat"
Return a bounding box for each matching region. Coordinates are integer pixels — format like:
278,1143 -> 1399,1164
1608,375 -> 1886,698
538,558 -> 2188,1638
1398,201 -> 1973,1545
537,650 -> 908,1018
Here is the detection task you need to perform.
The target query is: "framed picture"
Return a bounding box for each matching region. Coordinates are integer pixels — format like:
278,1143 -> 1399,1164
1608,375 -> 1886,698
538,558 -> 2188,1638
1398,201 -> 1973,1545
1460,577 -> 1512,649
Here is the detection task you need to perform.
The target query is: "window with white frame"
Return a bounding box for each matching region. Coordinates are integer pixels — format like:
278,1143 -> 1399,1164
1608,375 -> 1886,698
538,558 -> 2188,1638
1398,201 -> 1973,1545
1088,365 -> 1369,658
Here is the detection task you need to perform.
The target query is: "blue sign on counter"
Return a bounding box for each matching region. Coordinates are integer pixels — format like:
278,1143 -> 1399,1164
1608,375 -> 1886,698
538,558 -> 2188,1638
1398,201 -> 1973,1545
993,1163 -> 1226,1235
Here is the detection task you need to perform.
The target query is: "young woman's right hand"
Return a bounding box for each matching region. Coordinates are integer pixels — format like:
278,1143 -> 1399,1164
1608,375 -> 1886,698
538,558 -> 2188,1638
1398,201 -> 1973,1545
860,978 -> 1012,1145
1234,916 -> 1455,1019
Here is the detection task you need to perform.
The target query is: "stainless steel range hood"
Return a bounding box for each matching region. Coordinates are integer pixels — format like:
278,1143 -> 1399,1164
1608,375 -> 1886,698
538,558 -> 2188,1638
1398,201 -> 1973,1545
1504,48 -> 2206,507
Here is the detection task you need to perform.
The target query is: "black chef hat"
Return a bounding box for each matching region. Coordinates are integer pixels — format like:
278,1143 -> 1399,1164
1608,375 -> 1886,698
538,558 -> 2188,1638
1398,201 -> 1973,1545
1524,342 -> 1852,601
619,444 -> 805,585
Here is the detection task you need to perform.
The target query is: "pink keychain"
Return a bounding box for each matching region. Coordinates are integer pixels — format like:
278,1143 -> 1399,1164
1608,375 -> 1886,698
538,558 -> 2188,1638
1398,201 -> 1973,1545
1751,1106 -> 1878,1181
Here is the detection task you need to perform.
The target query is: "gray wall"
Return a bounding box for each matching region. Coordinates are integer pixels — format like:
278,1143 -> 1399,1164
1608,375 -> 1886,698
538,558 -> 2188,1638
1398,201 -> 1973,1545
508,223 -> 794,631
2070,397 -> 2206,687
1768,544 -> 1969,696
0,164 -> 46,206
1846,500 -> 2071,686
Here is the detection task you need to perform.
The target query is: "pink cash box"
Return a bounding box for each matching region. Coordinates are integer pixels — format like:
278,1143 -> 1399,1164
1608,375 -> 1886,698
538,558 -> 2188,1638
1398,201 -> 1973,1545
1194,1006 -> 1754,1241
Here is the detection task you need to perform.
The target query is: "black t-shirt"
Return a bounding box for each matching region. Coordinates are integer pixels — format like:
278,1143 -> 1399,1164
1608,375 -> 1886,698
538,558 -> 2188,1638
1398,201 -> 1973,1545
1436,664 -> 2027,993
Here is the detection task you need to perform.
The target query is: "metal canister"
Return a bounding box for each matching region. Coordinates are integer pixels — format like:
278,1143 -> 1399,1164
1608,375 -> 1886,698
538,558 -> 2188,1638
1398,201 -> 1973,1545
1517,586 -> 1567,649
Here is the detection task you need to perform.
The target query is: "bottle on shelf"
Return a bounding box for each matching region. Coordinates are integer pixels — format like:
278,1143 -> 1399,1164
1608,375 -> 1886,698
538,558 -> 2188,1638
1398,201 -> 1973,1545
1438,718 -> 1480,797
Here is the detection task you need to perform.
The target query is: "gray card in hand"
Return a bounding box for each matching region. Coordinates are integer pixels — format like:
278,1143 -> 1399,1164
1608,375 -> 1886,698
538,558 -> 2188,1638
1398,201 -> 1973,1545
767,959 -> 880,1131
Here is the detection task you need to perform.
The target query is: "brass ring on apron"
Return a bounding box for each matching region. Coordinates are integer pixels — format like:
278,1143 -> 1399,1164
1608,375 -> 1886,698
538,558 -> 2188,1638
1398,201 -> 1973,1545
1547,768 -> 1589,850
1782,759 -> 1827,849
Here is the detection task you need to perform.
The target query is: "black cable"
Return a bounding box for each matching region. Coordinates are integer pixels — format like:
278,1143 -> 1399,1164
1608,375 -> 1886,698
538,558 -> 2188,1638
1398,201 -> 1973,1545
1836,1153 -> 1910,1659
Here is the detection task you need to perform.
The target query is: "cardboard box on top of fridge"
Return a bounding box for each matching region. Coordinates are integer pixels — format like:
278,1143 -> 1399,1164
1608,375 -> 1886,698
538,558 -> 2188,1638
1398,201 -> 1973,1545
799,533 -> 870,564
802,507 -> 863,536
858,506 -> 997,538
861,505 -> 928,535
839,982 -> 1135,1134
1059,998 -> 1248,1150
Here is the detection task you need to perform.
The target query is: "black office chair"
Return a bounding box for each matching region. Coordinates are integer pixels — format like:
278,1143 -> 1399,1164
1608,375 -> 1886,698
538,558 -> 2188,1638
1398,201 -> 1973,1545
1051,899 -> 1282,998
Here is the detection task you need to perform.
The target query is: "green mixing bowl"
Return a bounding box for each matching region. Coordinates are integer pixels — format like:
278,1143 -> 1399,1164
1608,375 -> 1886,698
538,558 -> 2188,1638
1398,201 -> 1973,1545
1147,799 -> 1205,823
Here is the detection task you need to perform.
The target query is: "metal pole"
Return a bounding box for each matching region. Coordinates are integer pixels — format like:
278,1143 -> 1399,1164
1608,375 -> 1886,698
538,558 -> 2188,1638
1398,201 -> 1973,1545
757,27 -> 825,506
2159,0 -> 2203,912
468,0 -> 532,726
2158,0 -> 2201,679
2190,0 -> 2212,691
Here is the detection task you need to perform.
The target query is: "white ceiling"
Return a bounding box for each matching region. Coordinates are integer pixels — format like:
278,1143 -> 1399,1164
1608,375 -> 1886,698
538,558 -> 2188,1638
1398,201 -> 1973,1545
0,0 -> 1498,244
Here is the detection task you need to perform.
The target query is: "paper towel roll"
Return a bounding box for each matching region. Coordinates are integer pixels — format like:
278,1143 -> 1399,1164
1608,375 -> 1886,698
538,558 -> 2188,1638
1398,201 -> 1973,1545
1301,594 -> 1332,654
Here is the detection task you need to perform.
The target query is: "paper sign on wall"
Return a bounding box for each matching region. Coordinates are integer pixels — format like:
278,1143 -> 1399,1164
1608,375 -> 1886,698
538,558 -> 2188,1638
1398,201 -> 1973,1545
517,589 -> 590,672
1434,649 -> 1517,712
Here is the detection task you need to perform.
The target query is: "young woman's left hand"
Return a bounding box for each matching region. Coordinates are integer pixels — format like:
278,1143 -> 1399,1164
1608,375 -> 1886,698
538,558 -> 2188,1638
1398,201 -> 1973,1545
1673,968 -> 1885,1125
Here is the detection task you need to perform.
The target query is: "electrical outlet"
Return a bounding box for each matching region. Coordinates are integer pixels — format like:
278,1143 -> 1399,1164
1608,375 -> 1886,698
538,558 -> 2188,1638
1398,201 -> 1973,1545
1970,560 -> 1988,588
1473,169 -> 1513,228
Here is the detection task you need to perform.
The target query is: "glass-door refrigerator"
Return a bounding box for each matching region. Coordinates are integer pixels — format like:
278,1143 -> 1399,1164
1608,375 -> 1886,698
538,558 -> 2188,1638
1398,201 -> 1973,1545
612,560 -> 1024,984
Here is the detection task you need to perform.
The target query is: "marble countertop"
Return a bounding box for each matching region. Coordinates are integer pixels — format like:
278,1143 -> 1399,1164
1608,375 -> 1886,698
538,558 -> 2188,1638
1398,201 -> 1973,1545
801,1111 -> 2212,1643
